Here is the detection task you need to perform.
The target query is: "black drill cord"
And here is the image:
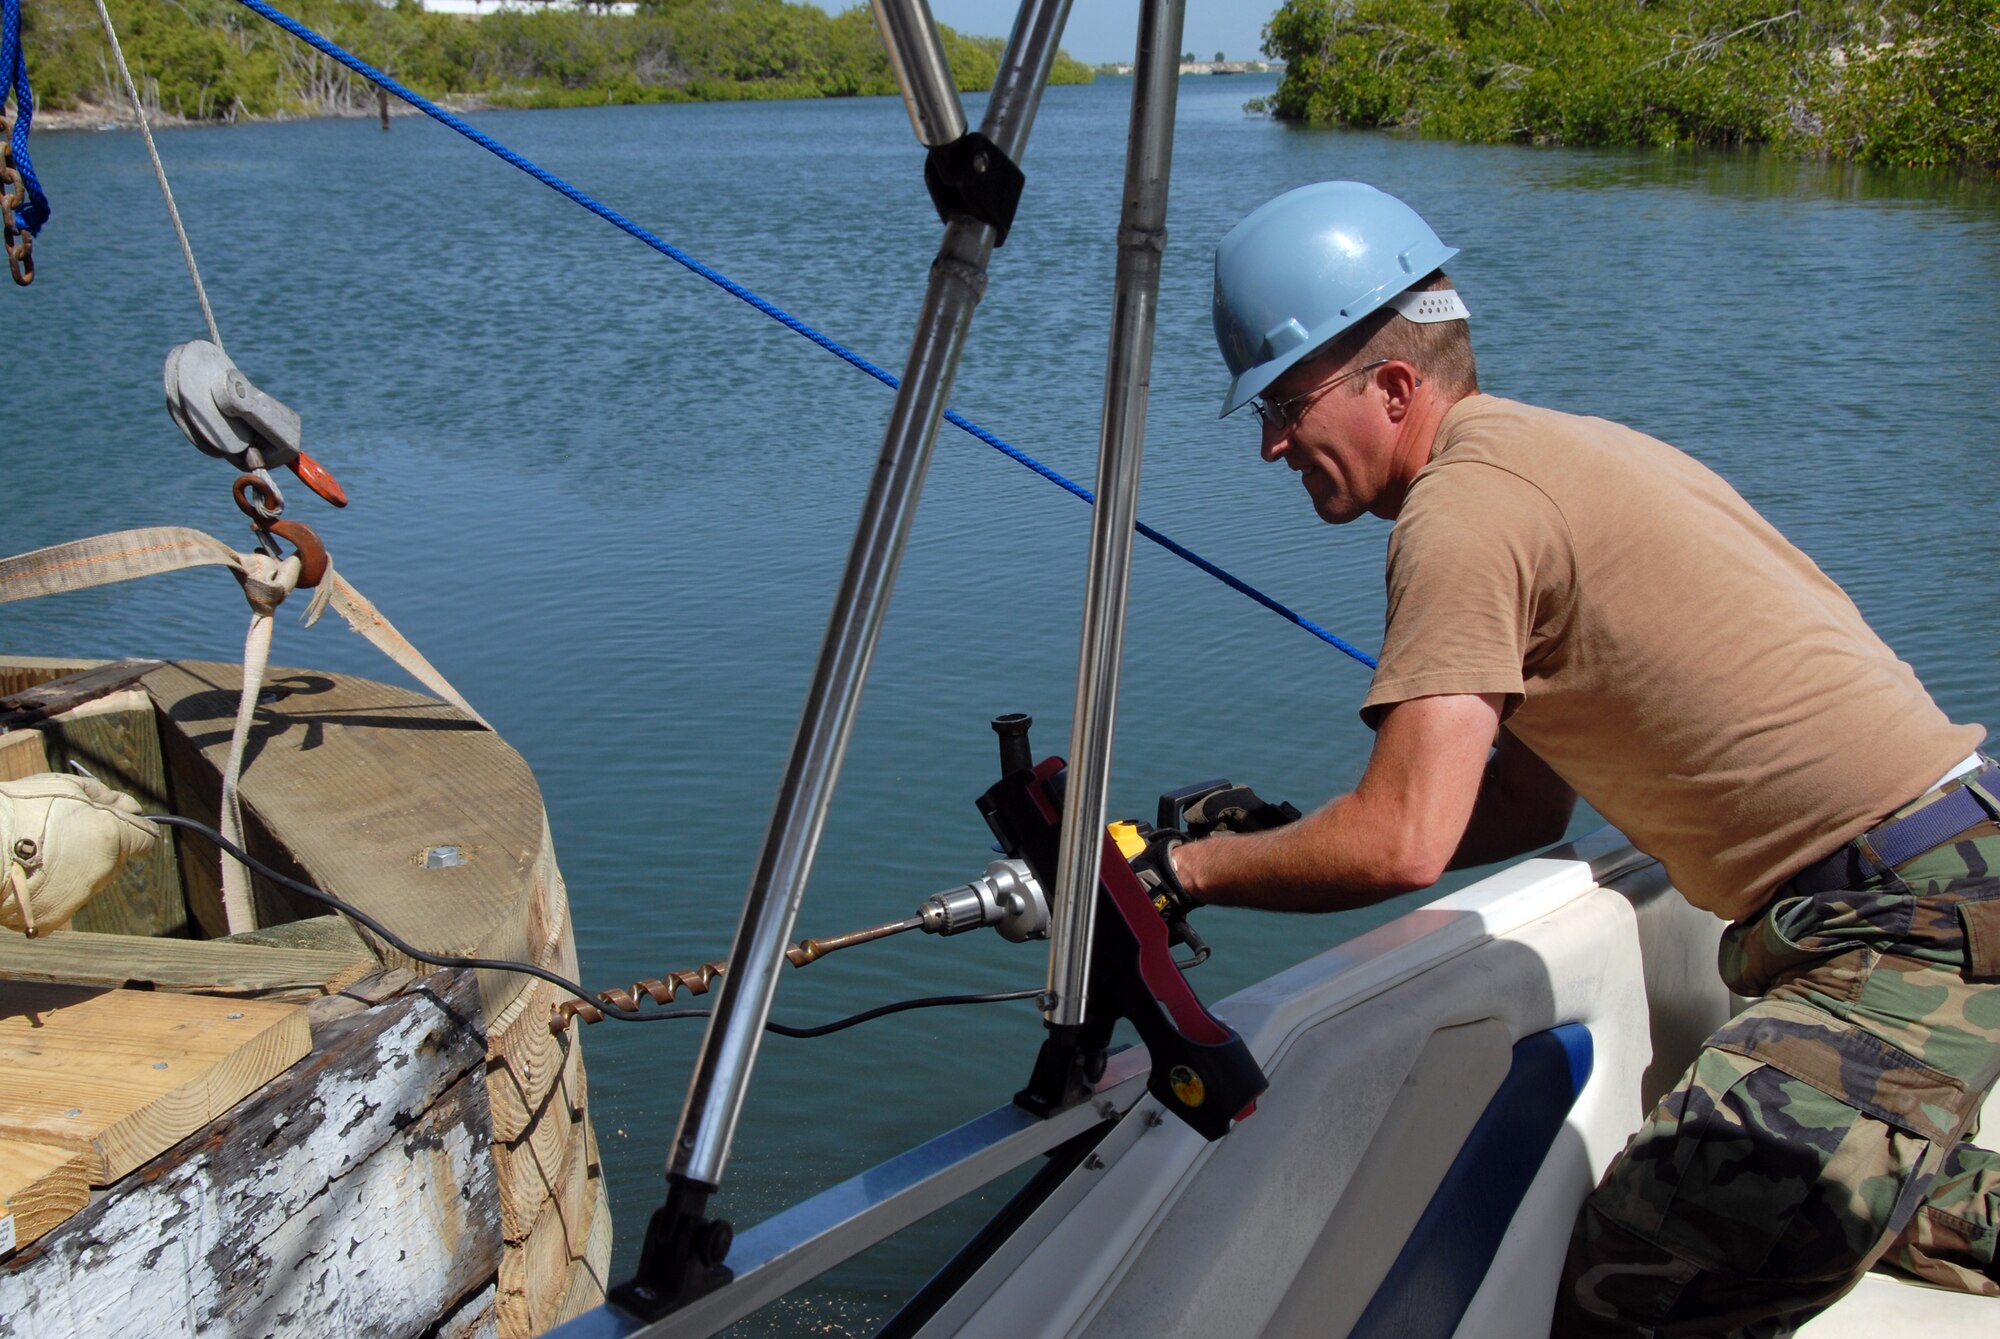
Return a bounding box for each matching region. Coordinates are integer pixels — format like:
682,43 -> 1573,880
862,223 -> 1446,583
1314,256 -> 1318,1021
144,813 -> 1040,1036
665,988 -> 1046,1039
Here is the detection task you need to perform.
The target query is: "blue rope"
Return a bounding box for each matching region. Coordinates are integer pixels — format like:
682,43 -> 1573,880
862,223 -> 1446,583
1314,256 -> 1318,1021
230,0 -> 1378,670
0,0 -> 50,235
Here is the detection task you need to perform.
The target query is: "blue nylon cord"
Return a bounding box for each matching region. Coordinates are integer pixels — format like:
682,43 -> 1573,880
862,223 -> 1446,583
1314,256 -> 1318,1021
0,0 -> 50,235
231,0 -> 1378,670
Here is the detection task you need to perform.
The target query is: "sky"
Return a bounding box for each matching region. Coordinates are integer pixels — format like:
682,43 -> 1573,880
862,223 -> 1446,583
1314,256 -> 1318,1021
815,4 -> 1280,67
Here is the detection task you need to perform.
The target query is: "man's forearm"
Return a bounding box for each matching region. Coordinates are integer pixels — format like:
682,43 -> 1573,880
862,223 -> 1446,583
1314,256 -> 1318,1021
1173,790 -> 1442,914
1167,693 -> 1507,914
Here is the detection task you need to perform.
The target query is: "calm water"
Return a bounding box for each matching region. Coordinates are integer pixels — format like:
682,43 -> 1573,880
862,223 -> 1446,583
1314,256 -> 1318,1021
11,72 -> 2000,1333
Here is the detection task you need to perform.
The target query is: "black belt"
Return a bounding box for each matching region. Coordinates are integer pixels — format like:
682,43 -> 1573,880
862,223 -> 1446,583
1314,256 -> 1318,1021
1786,761 -> 2000,899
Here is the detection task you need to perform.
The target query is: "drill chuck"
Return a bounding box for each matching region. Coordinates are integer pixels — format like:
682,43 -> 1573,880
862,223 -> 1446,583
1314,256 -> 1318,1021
919,858 -> 1048,943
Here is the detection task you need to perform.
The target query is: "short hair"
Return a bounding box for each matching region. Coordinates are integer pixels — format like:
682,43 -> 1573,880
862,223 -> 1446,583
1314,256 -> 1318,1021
1313,270 -> 1479,399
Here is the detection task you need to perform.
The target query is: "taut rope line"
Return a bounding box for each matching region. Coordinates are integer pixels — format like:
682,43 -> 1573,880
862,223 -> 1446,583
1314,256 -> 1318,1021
92,0 -> 224,350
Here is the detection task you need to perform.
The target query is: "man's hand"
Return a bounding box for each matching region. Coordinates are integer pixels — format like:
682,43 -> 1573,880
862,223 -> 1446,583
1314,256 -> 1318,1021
1126,828 -> 1218,963
1129,828 -> 1199,919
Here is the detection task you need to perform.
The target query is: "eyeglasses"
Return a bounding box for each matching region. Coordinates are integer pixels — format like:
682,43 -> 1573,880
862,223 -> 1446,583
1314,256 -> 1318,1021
1248,359 -> 1389,430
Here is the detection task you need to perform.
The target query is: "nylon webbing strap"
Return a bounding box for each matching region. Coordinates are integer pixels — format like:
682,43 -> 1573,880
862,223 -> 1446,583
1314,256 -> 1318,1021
0,528 -> 489,728
1865,767 -> 2000,869
217,549 -> 301,935
0,527 -> 236,601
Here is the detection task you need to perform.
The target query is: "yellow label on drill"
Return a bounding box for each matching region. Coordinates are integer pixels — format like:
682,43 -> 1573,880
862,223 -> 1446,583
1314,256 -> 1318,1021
1108,821 -> 1146,859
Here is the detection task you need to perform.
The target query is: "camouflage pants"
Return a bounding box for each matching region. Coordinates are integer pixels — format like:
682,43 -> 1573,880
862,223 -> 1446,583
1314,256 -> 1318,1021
1553,768 -> 2000,1337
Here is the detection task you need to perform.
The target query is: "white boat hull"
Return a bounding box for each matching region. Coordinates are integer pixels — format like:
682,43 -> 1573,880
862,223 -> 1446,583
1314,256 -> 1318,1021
913,828 -> 1997,1338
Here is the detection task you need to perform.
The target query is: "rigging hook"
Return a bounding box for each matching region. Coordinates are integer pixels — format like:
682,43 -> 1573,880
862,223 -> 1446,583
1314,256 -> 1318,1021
262,519 -> 328,589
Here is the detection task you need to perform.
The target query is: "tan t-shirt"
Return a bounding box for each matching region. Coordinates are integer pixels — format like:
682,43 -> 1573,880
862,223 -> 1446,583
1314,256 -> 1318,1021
1361,395 -> 1984,921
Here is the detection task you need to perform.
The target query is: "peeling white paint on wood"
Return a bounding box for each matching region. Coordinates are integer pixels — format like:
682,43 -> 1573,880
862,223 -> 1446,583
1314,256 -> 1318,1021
0,971 -> 502,1338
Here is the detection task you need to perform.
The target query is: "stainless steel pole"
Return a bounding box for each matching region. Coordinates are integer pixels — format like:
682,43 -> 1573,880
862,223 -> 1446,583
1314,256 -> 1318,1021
870,0 -> 967,147
1045,0 -> 1187,1029
669,0 -> 1076,1193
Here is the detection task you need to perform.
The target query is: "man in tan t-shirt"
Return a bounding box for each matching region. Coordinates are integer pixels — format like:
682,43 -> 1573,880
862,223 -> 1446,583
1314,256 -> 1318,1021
1171,181 -> 1999,1335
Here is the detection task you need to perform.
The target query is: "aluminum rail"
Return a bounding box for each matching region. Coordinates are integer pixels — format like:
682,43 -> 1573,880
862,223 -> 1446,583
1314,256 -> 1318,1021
550,1053 -> 1152,1339
668,0 -> 1076,1193
870,0 -> 967,147
1045,0 -> 1188,1028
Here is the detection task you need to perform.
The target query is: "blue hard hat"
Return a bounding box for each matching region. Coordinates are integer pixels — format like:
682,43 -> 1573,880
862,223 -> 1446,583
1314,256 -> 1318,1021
1213,182 -> 1459,417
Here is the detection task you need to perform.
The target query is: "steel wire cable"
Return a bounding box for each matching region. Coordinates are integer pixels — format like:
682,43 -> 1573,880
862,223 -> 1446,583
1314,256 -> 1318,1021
226,0 -> 1378,670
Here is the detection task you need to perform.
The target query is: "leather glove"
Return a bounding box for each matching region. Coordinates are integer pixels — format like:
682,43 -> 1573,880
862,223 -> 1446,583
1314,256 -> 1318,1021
0,773 -> 158,936
1181,783 -> 1301,839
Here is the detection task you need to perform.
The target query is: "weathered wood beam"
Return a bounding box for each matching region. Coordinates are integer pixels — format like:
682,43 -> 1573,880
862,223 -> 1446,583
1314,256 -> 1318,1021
0,970 -> 503,1338
0,982 -> 311,1183
0,1139 -> 88,1251
0,730 -> 48,783
0,661 -> 164,729
0,929 -> 374,998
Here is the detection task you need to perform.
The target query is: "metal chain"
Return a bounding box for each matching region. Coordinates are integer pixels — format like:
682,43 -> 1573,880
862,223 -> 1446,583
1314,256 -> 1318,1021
0,101 -> 31,286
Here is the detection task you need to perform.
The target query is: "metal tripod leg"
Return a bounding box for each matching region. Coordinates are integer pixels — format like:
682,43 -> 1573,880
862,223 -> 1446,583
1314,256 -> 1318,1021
604,1 -> 1079,1325
1046,0 -> 1190,1031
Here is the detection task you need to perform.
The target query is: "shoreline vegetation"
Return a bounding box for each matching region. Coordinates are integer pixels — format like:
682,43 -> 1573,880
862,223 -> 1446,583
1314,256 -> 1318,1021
1256,0 -> 2000,171
24,0 -> 1092,130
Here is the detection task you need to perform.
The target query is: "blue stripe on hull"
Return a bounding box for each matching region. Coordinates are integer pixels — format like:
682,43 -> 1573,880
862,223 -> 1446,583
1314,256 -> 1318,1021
1349,1023 -> 1594,1339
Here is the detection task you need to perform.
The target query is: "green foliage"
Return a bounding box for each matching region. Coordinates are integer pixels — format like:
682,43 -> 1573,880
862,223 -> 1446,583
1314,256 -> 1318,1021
21,0 -> 1090,122
1805,0 -> 2000,168
1258,0 -> 2000,171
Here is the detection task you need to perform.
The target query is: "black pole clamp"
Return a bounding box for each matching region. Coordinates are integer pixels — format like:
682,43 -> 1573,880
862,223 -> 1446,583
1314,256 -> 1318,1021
605,1174 -> 734,1321
924,132 -> 1027,245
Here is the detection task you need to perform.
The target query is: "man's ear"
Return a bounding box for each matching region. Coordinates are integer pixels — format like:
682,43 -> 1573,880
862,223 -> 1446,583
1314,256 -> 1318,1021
1380,361 -> 1421,421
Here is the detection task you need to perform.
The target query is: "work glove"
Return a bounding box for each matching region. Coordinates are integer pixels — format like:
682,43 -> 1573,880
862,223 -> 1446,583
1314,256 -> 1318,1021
1181,783 -> 1302,839
0,773 -> 158,936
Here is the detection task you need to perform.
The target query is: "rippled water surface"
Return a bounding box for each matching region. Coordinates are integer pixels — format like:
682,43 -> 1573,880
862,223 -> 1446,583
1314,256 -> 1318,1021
11,70 -> 2000,1333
